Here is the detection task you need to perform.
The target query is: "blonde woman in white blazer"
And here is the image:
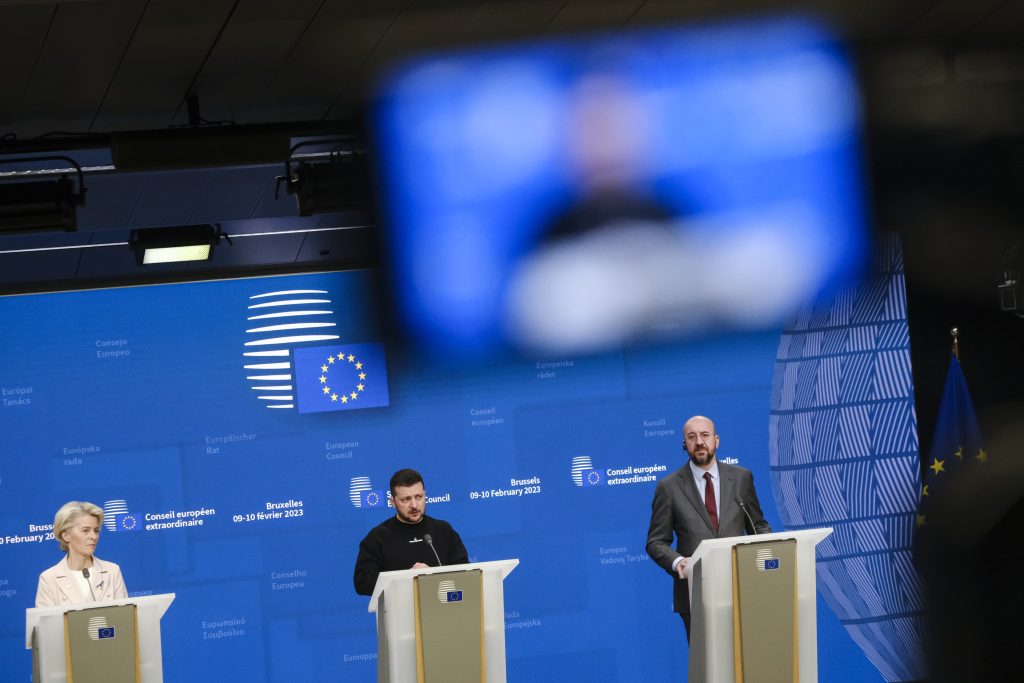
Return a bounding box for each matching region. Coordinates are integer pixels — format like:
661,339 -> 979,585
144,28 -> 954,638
35,501 -> 128,607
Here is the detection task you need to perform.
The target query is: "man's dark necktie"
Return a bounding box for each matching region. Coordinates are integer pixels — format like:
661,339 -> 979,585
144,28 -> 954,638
703,472 -> 719,532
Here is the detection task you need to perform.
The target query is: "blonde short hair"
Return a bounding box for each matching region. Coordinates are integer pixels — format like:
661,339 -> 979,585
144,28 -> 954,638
53,501 -> 104,553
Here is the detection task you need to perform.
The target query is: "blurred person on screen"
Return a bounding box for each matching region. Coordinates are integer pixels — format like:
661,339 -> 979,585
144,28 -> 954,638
353,469 -> 469,596
36,501 -> 128,607
377,21 -> 866,358
503,69 -> 830,354
646,416 -> 771,639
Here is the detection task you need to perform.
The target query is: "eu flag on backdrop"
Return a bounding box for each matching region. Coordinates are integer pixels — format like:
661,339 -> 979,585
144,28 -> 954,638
360,489 -> 386,508
112,513 -> 140,532
294,343 -> 389,414
917,354 -> 986,531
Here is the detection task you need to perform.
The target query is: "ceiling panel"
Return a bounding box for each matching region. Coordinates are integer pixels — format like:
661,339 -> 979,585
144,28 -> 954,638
0,229 -> 94,251
0,3 -> 57,129
15,0 -> 147,137
189,166 -> 284,224
543,0 -> 650,33
249,172 -> 300,217
254,1 -> 406,123
76,174 -> 150,230
212,229 -> 304,266
900,0 -> 1006,42
967,0 -> 1024,44
92,0 -> 238,132
178,0 -> 326,125
294,224 -> 375,267
325,1 -> 511,120
627,0 -> 718,27
463,0 -> 563,40
128,169 -> 213,227
0,248 -> 83,285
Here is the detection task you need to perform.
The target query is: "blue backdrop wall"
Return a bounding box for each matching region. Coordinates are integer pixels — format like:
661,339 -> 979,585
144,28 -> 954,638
1,268 -> 889,681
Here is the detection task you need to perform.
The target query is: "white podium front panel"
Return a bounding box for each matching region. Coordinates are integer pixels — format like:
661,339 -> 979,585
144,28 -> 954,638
26,593 -> 175,683
685,529 -> 831,683
369,560 -> 518,683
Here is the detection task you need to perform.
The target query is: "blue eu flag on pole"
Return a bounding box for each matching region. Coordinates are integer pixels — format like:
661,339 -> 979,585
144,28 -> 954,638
294,343 -> 389,414
917,354 -> 986,532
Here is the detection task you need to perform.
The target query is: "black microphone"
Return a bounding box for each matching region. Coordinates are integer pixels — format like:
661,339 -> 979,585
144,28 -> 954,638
736,497 -> 760,535
423,533 -> 443,566
82,568 -> 97,600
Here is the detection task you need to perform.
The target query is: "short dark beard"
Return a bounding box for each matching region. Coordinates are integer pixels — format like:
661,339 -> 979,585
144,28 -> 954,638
688,448 -> 714,468
396,510 -> 423,524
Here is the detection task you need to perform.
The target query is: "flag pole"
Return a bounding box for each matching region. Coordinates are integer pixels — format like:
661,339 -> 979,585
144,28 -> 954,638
950,327 -> 959,360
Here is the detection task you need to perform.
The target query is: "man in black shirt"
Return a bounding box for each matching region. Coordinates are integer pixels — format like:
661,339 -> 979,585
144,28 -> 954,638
353,468 -> 469,596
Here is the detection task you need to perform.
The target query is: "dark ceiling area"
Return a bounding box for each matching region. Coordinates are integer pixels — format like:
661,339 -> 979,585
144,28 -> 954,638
1,0 -> 1022,453
2,0 -> 1024,294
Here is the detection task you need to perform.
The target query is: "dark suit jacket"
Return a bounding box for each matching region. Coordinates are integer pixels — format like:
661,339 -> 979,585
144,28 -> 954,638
646,461 -> 771,614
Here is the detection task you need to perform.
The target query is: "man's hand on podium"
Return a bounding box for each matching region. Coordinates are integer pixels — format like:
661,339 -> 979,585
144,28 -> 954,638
675,558 -> 689,579
412,562 -> 429,569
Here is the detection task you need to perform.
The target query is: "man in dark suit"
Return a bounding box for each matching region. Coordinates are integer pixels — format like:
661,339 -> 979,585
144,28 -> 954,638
646,415 -> 771,638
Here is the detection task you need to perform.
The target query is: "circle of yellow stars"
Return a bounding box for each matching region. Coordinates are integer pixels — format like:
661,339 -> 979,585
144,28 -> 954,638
318,352 -> 367,404
916,444 -> 988,528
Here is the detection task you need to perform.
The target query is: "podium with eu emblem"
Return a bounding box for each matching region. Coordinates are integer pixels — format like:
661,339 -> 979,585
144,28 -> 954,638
685,529 -> 832,683
26,593 -> 175,683
369,560 -> 518,683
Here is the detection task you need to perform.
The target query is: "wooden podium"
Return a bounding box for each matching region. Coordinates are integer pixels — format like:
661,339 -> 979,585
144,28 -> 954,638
369,560 -> 517,683
685,529 -> 832,683
26,593 -> 175,683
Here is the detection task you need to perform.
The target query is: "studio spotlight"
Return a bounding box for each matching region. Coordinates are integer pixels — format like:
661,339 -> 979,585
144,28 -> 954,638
998,244 -> 1023,317
131,225 -> 220,265
998,279 -> 1022,315
0,156 -> 86,234
277,144 -> 370,216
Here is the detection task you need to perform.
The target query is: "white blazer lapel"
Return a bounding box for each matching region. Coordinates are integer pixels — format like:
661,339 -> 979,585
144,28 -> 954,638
52,562 -> 87,604
90,558 -> 110,600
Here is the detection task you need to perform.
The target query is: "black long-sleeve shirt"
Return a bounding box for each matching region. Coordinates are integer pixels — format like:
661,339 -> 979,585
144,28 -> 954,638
353,514 -> 469,596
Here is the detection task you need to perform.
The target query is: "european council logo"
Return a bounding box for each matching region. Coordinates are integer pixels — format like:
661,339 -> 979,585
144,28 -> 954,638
350,477 -> 386,509
102,500 -> 139,533
756,548 -> 780,571
244,289 -> 341,410
571,456 -> 603,487
87,616 -> 112,641
293,343 -> 389,414
437,580 -> 463,603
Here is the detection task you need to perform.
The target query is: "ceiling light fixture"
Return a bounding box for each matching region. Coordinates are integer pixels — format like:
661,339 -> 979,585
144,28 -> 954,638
277,141 -> 370,216
130,224 -> 221,265
0,156 -> 87,234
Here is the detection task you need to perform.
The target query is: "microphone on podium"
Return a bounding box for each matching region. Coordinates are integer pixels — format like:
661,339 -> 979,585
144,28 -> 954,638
82,567 -> 97,599
423,533 -> 443,566
736,497 -> 761,535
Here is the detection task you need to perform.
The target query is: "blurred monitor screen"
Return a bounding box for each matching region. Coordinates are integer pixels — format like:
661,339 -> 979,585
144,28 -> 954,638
373,16 -> 868,359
